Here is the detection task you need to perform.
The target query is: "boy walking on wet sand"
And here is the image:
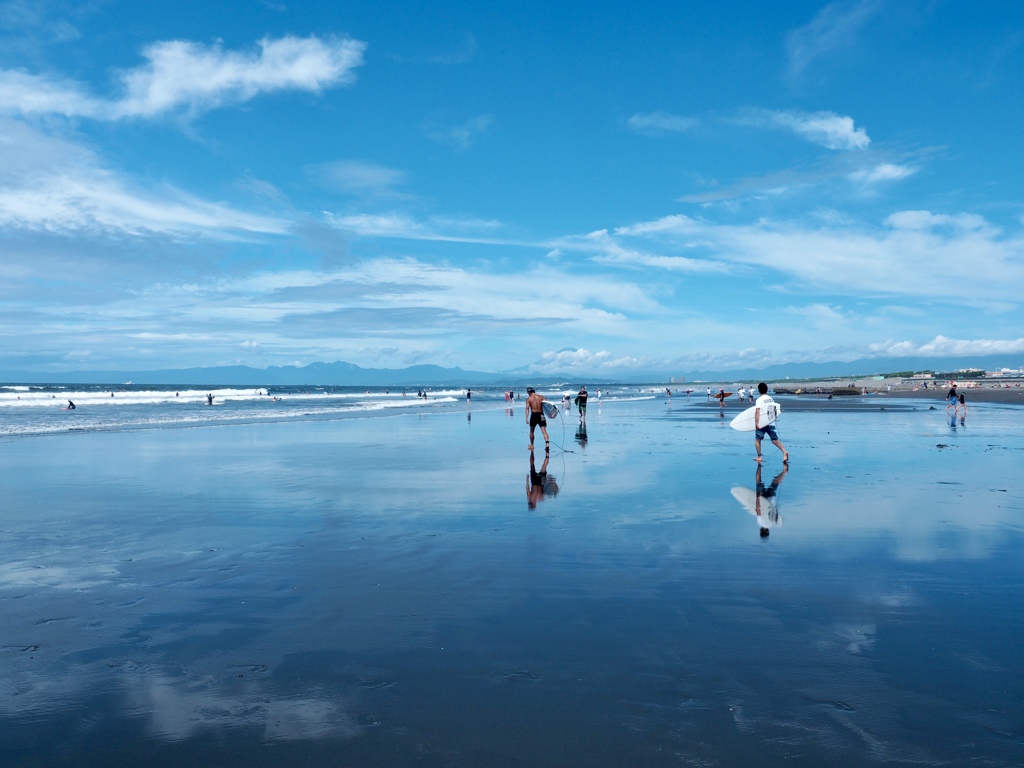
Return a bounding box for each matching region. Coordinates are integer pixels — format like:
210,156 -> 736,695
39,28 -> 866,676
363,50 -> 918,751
754,382 -> 789,464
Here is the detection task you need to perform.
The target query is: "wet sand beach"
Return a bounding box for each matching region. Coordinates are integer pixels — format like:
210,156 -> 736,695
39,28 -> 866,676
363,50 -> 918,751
1,395 -> 1021,766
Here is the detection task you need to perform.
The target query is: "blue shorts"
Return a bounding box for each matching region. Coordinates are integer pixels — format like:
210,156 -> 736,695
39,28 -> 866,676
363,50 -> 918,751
756,424 -> 779,441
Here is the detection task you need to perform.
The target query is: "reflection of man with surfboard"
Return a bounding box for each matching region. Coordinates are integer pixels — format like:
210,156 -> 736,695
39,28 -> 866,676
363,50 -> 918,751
525,387 -> 551,453
753,382 -> 789,464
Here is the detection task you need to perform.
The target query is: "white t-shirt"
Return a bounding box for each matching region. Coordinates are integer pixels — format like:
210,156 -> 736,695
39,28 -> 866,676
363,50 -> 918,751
755,393 -> 780,425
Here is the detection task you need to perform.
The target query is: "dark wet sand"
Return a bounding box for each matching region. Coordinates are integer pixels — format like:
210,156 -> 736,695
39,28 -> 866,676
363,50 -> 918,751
1,398 -> 1021,766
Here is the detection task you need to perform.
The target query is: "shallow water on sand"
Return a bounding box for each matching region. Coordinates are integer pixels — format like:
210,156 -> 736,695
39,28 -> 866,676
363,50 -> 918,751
1,396 -> 1021,766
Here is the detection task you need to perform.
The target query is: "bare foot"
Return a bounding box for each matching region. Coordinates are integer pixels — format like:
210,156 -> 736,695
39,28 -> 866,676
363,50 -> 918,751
528,444 -> 534,451
782,451 -> 789,463
754,456 -> 763,463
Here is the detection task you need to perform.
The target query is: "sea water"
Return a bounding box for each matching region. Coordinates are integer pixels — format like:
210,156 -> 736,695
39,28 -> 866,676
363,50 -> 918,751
0,389 -> 1020,766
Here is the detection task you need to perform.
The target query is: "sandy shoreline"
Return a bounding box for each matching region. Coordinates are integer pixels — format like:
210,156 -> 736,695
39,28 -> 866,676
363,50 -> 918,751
761,379 -> 1024,404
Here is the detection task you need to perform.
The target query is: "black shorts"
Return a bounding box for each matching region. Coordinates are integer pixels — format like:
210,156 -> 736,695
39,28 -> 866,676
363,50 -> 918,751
530,412 -> 547,427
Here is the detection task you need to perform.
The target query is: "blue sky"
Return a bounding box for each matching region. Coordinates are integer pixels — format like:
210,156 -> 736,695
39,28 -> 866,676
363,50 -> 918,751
0,0 -> 1021,376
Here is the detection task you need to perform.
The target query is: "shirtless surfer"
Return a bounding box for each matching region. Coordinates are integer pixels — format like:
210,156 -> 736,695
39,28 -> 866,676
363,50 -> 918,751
525,387 -> 550,453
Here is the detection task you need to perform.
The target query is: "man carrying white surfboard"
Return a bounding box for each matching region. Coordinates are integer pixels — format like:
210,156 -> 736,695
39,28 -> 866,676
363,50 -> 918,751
754,382 -> 789,464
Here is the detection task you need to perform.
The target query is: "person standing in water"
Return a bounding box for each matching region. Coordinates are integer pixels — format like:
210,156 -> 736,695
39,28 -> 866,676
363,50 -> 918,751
754,382 -> 789,464
525,387 -> 550,453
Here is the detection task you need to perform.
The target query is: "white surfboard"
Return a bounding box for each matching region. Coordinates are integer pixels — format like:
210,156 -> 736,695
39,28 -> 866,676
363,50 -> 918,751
542,401 -> 559,419
729,401 -> 781,432
730,486 -> 759,515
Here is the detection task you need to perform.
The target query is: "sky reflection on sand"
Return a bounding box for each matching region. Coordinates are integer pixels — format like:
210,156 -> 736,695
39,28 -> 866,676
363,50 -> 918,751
1,397 -> 1021,765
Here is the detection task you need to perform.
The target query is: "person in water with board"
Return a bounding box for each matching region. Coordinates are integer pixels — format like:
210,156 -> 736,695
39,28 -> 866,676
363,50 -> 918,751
574,386 -> 588,421
754,382 -> 789,464
525,387 -> 550,453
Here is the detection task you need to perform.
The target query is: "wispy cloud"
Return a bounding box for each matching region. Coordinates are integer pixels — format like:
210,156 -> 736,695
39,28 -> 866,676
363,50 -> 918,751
0,118 -> 288,236
627,111 -> 699,135
307,160 -> 412,200
0,35 -> 366,120
786,0 -> 882,76
849,162 -> 916,185
735,109 -> 870,150
599,211 -> 1024,304
422,114 -> 493,150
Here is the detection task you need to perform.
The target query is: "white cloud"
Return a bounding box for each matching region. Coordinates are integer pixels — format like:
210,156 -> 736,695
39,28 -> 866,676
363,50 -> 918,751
0,35 -> 366,120
850,163 -> 916,185
627,111 -> 699,135
570,227 -> 729,274
884,210 -> 991,232
786,0 -> 882,76
868,336 -> 1024,358
600,210 -> 1024,304
0,118 -> 288,236
738,109 -> 870,150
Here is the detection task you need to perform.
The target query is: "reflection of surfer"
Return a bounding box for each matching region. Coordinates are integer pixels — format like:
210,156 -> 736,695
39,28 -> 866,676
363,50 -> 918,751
527,451 -> 559,509
575,421 -> 588,449
525,387 -> 550,452
754,463 -> 787,537
754,382 -> 789,464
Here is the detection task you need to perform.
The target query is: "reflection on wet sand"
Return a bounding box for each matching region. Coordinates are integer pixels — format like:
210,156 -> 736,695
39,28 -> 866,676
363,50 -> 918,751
527,451 -> 559,509
731,464 -> 788,537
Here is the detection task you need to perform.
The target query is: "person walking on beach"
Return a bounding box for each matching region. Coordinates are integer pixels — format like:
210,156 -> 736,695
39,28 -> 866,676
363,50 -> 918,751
466,388 -> 472,403
575,386 -> 588,421
525,387 -> 550,453
754,382 -> 789,464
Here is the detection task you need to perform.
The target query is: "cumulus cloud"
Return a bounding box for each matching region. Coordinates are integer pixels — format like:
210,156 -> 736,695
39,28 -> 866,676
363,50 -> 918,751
0,35 -> 366,120
529,348 -> 655,374
627,111 -> 699,135
868,336 -> 1024,358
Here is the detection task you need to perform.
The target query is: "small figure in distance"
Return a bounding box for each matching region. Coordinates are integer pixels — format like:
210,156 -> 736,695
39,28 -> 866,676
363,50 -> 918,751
754,382 -> 789,464
575,385 -> 588,421
67,400 -> 76,410
525,387 -> 550,453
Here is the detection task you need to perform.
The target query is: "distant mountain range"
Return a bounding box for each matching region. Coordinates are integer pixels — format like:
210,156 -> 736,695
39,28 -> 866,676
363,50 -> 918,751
1,354 -> 1021,387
